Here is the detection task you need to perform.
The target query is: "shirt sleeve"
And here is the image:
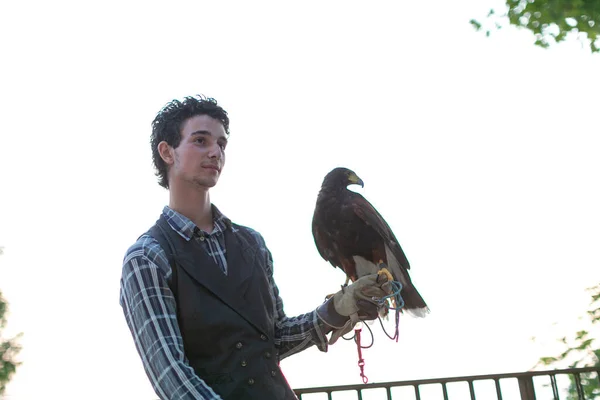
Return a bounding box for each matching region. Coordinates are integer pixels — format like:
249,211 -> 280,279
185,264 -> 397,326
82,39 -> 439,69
259,240 -> 332,361
119,236 -> 222,400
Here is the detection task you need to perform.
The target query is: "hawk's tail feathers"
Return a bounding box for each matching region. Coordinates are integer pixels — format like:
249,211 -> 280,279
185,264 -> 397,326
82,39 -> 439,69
401,283 -> 430,318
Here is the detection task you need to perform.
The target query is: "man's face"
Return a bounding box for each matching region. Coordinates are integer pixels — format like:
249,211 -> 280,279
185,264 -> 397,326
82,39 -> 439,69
167,114 -> 228,189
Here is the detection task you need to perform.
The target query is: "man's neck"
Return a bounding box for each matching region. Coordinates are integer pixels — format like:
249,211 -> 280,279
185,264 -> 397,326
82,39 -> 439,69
168,187 -> 214,233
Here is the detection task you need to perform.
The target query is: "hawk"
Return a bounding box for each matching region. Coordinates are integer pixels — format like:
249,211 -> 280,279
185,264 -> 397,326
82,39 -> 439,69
312,167 -> 429,318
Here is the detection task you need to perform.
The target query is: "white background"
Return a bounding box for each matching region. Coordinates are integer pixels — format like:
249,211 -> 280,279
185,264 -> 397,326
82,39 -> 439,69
1,1 -> 599,399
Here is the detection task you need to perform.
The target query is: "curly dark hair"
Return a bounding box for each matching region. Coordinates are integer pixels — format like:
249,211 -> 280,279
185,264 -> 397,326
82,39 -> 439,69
151,94 -> 230,188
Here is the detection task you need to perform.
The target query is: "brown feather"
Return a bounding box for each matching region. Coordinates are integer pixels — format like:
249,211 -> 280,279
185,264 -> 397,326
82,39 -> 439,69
312,167 -> 429,316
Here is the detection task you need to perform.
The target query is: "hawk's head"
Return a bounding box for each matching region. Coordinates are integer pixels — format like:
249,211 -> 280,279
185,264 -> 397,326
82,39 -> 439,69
321,167 -> 364,190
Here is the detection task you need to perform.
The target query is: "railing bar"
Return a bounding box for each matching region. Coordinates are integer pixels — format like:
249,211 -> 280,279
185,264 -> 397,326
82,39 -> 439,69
494,378 -> 503,400
550,374 -> 560,400
357,388 -> 363,400
386,386 -> 392,400
468,380 -> 476,400
442,382 -> 449,400
414,384 -> 421,400
328,390 -> 332,400
573,372 -> 585,400
518,376 -> 536,400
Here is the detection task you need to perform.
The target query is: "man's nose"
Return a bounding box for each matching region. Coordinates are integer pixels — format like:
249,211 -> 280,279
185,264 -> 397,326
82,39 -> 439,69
208,143 -> 223,159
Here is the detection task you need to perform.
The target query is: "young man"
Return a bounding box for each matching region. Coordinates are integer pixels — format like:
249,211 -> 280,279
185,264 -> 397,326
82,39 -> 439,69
119,95 -> 392,400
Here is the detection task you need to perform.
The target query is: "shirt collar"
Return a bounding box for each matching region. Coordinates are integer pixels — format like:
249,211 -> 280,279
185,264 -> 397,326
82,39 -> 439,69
162,204 -> 231,241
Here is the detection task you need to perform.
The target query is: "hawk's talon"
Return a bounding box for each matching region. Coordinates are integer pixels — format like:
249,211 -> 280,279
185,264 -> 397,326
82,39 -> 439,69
376,264 -> 396,308
377,265 -> 394,283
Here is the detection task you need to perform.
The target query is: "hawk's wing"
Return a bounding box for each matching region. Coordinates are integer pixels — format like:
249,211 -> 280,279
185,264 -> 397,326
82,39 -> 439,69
350,193 -> 411,272
312,214 -> 342,269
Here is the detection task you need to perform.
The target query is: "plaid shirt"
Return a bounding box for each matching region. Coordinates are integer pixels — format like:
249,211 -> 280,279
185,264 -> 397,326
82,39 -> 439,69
119,205 -> 329,400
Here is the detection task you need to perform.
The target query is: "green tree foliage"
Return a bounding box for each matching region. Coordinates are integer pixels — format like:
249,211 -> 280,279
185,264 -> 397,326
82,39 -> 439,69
535,283 -> 600,399
0,247 -> 22,396
471,0 -> 600,53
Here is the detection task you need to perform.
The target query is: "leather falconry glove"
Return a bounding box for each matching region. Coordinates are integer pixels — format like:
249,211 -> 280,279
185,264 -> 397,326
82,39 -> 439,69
316,273 -> 393,345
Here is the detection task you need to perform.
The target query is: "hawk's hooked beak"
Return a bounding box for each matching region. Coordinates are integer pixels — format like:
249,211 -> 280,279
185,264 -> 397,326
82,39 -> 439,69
349,173 -> 364,188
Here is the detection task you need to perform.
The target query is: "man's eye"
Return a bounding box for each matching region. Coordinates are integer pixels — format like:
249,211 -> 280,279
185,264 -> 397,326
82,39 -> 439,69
195,137 -> 205,144
219,143 -> 227,150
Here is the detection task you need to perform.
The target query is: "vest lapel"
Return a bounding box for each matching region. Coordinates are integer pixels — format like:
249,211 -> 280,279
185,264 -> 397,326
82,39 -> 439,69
225,229 -> 272,335
174,228 -> 269,336
224,228 -> 254,297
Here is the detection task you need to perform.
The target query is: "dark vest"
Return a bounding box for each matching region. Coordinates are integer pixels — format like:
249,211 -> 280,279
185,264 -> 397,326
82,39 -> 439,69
147,215 -> 298,400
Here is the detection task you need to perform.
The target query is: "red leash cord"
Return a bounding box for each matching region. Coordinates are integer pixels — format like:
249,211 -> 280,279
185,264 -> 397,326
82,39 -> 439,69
354,327 -> 368,384
351,284 -> 404,384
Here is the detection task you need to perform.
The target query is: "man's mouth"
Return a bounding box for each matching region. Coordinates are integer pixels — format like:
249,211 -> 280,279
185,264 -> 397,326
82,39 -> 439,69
203,164 -> 220,172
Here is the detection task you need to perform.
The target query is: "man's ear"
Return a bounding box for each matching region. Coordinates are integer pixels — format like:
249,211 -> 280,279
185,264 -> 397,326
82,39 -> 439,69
158,141 -> 174,166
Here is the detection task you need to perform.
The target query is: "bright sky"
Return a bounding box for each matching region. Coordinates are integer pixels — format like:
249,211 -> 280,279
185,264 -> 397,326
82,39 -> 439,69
1,1 -> 599,399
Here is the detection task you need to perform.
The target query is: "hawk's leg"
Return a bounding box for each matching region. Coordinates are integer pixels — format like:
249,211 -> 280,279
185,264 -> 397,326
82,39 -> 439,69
377,261 -> 394,282
377,260 -> 396,309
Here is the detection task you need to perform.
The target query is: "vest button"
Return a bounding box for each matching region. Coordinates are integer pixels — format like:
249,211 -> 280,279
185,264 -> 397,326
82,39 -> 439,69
264,352 -> 271,359
241,360 -> 247,367
271,370 -> 277,377
248,378 -> 255,385
236,342 -> 243,349
199,235 -> 205,241
260,334 -> 267,341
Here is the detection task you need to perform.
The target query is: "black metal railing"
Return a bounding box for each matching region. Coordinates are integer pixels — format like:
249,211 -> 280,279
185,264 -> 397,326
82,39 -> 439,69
293,367 -> 600,400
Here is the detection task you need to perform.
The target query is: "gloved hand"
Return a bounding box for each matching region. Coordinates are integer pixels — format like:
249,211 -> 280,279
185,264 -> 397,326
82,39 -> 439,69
316,273 -> 393,345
